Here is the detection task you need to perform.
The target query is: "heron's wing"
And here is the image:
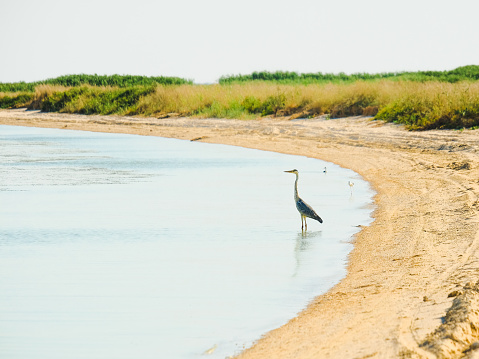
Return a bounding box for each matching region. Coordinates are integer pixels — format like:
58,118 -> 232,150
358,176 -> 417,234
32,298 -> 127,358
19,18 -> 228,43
296,198 -> 323,223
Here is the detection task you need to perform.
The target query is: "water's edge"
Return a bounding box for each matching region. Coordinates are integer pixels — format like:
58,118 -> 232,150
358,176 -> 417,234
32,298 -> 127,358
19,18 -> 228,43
0,124 -> 375,359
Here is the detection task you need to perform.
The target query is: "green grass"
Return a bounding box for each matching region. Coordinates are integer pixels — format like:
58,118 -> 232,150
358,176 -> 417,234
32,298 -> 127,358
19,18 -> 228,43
0,74 -> 192,93
1,67 -> 479,130
0,93 -> 35,109
375,82 -> 479,130
37,85 -> 157,115
219,65 -> 479,85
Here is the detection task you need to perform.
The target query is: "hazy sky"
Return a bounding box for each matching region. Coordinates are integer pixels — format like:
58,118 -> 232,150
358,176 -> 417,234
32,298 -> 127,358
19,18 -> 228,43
1,0 -> 478,83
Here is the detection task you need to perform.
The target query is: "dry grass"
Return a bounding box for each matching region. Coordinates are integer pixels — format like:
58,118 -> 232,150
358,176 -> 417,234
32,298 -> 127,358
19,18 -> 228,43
138,81 -> 479,129
375,81 -> 479,129
134,83 -> 293,117
133,82 -> 395,119
2,81 -> 479,129
0,91 -> 35,109
29,84 -> 70,110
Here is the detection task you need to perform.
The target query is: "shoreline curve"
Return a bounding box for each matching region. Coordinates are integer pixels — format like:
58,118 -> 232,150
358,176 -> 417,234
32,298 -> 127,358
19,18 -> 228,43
2,109 -> 479,358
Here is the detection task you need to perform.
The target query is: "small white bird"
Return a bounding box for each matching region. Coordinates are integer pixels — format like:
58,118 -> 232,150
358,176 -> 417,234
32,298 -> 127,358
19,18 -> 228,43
323,167 -> 327,174
348,181 -> 354,194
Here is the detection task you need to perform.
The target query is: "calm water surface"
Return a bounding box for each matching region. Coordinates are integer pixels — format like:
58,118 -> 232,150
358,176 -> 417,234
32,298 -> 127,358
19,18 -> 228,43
0,125 -> 374,358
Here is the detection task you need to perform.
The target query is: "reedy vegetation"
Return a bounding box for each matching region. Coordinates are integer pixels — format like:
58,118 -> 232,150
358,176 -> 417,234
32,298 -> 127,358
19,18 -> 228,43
219,65 -> 479,84
1,69 -> 479,130
0,74 -> 192,93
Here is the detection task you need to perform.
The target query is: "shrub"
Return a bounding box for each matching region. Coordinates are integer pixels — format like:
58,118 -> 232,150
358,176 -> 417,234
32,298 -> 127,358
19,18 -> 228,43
260,93 -> 286,116
0,93 -> 35,108
242,96 -> 262,113
375,82 -> 479,129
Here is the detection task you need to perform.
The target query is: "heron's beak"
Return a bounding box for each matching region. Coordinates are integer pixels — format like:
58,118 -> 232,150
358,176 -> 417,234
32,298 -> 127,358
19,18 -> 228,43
284,170 -> 294,173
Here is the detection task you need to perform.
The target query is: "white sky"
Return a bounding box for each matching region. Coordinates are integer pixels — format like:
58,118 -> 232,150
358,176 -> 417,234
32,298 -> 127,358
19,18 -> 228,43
1,0 -> 478,84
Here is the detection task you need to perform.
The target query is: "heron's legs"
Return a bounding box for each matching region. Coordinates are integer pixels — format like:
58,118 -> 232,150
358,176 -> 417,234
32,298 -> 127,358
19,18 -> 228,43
301,215 -> 307,231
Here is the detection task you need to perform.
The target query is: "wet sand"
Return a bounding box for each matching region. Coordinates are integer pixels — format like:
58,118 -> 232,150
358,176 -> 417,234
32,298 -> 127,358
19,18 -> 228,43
2,109 -> 479,358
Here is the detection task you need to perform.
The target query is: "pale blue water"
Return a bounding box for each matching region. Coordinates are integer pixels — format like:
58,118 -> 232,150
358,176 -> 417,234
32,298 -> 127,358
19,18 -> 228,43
0,125 -> 374,359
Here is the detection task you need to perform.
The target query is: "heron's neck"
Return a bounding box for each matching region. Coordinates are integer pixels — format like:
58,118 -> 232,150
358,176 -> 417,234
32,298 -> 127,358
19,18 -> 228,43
294,174 -> 299,201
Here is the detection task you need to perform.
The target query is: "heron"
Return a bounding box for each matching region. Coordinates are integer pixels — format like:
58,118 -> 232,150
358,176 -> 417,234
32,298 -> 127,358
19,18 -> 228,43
284,169 -> 323,230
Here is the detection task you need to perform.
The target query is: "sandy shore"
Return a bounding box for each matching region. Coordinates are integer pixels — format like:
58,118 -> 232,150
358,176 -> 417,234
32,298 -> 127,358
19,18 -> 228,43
3,109 -> 479,358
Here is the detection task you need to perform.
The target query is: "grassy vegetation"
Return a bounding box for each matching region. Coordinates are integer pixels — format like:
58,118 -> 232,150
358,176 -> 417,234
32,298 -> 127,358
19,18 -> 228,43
1,67 -> 479,130
0,92 -> 35,109
375,82 -> 479,130
33,85 -> 157,115
219,65 -> 479,85
0,74 -> 192,93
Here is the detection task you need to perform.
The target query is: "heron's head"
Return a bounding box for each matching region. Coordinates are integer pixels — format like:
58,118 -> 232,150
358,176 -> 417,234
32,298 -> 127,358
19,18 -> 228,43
284,169 -> 298,174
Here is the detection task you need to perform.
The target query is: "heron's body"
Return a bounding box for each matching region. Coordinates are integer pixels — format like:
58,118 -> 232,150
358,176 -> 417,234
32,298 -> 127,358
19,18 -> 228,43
285,169 -> 323,230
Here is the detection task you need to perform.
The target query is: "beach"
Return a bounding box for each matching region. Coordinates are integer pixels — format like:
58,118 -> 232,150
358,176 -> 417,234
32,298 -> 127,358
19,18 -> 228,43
2,109 -> 479,358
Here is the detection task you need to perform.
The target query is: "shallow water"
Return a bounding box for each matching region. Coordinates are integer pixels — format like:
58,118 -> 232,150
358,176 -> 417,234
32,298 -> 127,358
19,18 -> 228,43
0,125 -> 374,358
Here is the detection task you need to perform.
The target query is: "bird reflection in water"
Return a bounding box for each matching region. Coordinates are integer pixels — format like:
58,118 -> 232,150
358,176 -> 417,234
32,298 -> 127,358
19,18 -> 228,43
292,230 -> 322,277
